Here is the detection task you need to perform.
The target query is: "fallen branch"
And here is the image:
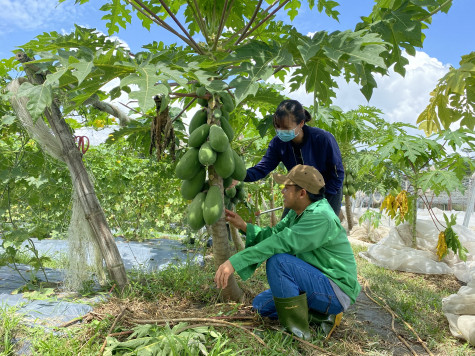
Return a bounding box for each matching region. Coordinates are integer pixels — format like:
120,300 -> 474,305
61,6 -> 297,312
100,306 -> 129,355
362,279 -> 434,356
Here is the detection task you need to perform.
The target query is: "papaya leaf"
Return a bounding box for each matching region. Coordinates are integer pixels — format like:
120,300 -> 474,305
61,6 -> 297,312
70,59 -> 94,85
418,170 -> 462,196
100,0 -> 132,35
17,82 -> 53,119
120,64 -> 168,111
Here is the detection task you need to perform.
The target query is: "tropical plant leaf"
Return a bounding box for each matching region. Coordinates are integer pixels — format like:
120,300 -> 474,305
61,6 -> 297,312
17,82 -> 53,119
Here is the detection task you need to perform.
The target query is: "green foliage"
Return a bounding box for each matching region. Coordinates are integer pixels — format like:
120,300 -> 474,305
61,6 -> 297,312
104,323 -> 231,356
417,52 -> 475,134
443,213 -> 468,261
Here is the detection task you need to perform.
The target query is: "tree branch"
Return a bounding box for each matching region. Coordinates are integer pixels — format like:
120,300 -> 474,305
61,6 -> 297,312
240,0 -> 291,44
129,0 -> 201,53
188,0 -> 210,44
157,0 -> 204,54
213,0 -> 233,51
234,0 -> 263,46
224,0 -> 279,47
419,0 -> 453,22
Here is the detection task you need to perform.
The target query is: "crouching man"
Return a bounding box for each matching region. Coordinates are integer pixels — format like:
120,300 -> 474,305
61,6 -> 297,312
214,164 -> 361,340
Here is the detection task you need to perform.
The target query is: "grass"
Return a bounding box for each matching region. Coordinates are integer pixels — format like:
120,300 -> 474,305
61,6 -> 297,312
1,244 -> 473,355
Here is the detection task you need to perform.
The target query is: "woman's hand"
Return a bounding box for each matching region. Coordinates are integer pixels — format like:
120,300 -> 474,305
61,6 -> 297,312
214,260 -> 235,289
225,209 -> 247,233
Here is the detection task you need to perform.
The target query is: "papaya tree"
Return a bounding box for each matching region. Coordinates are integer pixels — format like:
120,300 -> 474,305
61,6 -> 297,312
417,52 -> 475,135
2,0 -> 456,300
370,127 -> 474,255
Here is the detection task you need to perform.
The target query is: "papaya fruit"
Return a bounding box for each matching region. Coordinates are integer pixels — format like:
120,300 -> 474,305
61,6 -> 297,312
236,185 -> 246,201
346,174 -> 353,185
203,185 -> 223,225
214,147 -> 235,179
209,125 -> 229,152
198,98 -> 208,107
188,123 -> 210,147
223,176 -> 233,189
180,167 -> 206,200
231,150 -> 246,181
189,110 -> 207,134
175,148 -> 201,180
196,86 -> 207,97
225,186 -> 236,198
348,185 -> 356,196
220,116 -> 234,142
213,108 -> 222,119
187,192 -> 206,230
220,93 -> 235,112
199,142 -> 217,166
342,186 -> 349,196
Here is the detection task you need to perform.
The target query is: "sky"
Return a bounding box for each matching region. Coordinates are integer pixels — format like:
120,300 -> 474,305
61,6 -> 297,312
0,0 -> 474,136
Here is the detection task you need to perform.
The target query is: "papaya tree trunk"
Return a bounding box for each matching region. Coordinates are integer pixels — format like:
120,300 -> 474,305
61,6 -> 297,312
14,53 -> 128,289
345,194 -> 354,231
208,167 -> 243,302
230,224 -> 244,252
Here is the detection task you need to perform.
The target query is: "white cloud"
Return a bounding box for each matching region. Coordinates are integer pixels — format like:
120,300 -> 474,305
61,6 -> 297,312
0,0 -> 80,34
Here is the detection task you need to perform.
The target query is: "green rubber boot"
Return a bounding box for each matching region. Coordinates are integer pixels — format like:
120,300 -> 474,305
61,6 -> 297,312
273,293 -> 311,340
308,310 -> 343,340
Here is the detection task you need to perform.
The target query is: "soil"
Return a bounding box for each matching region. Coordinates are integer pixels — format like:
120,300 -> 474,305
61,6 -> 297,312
345,292 -> 430,355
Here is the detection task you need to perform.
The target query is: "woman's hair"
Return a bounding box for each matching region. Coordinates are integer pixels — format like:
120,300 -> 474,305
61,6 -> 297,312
273,99 -> 312,127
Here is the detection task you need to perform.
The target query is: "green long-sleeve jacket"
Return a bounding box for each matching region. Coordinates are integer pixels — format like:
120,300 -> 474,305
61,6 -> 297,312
228,199 -> 361,303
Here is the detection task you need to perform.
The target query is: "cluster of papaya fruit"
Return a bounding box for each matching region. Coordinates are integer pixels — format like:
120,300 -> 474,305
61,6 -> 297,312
175,89 -> 247,230
342,170 -> 356,196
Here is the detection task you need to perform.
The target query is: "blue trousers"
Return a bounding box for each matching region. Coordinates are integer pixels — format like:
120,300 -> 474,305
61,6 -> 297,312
252,254 -> 343,319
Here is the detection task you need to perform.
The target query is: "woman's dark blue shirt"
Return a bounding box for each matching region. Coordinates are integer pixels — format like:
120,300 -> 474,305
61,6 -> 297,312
244,125 -> 344,195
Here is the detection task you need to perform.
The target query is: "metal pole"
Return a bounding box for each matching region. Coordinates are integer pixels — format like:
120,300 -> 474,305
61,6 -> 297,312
463,173 -> 475,227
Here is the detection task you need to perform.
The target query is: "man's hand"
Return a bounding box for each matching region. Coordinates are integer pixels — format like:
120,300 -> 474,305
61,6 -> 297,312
214,260 -> 235,289
225,209 -> 247,232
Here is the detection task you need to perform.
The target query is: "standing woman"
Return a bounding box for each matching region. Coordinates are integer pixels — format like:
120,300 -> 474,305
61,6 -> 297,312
245,99 -> 344,216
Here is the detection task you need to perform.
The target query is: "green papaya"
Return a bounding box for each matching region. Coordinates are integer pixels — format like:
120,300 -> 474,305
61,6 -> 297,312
220,117 -> 234,142
225,186 -> 236,198
196,86 -> 207,97
209,125 -> 229,152
214,147 -> 235,179
231,150 -> 246,181
220,93 -> 235,112
236,185 -> 246,201
175,148 -> 201,180
187,192 -> 206,230
342,186 -> 349,196
348,185 -> 356,196
221,108 -> 230,120
203,185 -> 223,225
198,98 -> 208,107
189,110 -> 207,134
188,123 -> 210,147
199,142 -> 217,166
180,168 -> 206,200
213,108 -> 222,119
346,174 -> 353,185
223,176 -> 233,189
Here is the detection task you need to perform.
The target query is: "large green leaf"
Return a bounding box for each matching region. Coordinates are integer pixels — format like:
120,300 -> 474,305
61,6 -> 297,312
100,0 -> 132,35
17,82 -> 53,119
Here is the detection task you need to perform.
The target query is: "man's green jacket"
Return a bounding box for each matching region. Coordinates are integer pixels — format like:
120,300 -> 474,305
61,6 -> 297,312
228,199 -> 361,303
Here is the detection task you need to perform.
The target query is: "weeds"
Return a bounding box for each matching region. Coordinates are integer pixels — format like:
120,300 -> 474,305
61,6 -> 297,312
0,304 -> 24,355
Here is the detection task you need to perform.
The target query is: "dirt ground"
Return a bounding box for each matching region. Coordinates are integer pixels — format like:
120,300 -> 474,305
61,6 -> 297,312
345,291 -> 430,355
